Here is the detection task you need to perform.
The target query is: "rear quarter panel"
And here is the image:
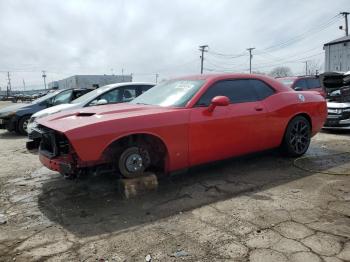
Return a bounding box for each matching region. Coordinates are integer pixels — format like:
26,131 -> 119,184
262,91 -> 326,148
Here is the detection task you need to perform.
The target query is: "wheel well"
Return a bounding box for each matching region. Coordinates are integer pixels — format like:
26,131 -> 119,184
294,113 -> 312,131
280,113 -> 312,146
103,133 -> 168,173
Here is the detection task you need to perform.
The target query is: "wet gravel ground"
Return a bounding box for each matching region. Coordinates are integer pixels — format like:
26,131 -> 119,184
0,101 -> 349,261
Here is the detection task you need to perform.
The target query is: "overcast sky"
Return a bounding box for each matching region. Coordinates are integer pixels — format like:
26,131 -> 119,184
0,0 -> 348,90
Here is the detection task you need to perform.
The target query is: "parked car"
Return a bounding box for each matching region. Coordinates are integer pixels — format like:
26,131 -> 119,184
0,88 -> 94,135
26,82 -> 155,149
35,74 -> 327,179
276,76 -> 325,97
321,71 -> 350,129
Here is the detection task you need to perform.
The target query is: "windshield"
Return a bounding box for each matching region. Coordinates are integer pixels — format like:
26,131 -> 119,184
130,80 -> 205,107
31,90 -> 61,104
277,79 -> 294,87
71,85 -> 112,104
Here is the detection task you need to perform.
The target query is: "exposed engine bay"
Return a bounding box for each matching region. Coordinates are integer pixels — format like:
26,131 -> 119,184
321,71 -> 350,129
320,71 -> 350,102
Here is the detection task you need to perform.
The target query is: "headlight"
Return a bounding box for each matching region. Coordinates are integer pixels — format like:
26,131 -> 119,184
343,108 -> 350,112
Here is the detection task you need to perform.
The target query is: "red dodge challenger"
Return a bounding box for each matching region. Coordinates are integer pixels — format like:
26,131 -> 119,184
36,74 -> 327,178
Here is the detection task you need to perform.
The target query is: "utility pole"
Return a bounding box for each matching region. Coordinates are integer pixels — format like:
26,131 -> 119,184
304,61 -> 308,75
199,45 -> 208,74
6,72 -> 11,97
155,73 -> 159,83
247,48 -> 255,74
22,79 -> 26,91
42,70 -> 47,89
122,68 -> 124,81
340,12 -> 349,36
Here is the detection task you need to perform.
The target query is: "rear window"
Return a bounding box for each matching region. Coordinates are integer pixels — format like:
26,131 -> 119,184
249,79 -> 275,100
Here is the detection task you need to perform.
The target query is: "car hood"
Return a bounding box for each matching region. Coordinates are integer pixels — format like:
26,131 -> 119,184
0,103 -> 30,116
37,103 -> 180,133
32,103 -> 81,119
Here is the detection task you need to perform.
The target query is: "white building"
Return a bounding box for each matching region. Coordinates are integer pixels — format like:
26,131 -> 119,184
48,74 -> 133,89
324,35 -> 350,72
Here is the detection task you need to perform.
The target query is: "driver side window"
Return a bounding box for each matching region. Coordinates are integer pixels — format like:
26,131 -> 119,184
196,79 -> 257,106
89,89 -> 120,106
52,90 -> 73,105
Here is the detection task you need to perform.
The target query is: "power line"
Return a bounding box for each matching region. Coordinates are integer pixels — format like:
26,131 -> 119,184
259,14 -> 341,53
207,50 -> 247,59
205,14 -> 341,61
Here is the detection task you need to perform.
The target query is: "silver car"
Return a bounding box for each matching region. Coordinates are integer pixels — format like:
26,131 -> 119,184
26,82 -> 154,149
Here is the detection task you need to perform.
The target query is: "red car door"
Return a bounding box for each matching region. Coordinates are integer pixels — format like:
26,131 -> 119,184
188,79 -> 269,166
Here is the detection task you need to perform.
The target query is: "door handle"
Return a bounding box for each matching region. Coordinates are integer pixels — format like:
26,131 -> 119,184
255,106 -> 263,111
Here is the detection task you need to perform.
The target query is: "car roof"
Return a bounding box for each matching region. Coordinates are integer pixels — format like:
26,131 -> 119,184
55,82 -> 154,93
173,73 -> 291,93
175,73 -> 289,83
101,81 -> 155,89
91,82 -> 155,93
277,76 -> 319,80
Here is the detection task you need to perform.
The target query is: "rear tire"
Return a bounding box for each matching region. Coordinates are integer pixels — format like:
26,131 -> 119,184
281,116 -> 311,157
118,146 -> 151,178
18,115 -> 30,135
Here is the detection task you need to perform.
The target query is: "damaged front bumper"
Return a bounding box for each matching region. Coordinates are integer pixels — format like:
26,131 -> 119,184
26,123 -> 47,151
39,153 -> 75,174
36,126 -> 78,175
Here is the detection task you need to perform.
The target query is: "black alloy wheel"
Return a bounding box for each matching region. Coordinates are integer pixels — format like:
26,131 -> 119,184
282,116 -> 311,157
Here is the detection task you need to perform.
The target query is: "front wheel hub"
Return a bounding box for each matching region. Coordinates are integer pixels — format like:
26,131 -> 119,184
125,153 -> 143,173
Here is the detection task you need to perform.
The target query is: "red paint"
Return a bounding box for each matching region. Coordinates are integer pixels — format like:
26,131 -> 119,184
38,74 -> 327,174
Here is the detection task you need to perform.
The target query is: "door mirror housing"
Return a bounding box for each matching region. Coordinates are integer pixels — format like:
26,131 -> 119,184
208,96 -> 230,112
96,99 -> 108,105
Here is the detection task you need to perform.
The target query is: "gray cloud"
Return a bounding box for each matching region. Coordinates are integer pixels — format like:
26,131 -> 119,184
0,0 -> 348,89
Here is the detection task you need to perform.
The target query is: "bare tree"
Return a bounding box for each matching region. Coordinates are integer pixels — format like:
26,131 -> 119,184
269,66 -> 293,77
307,59 -> 322,75
252,70 -> 266,75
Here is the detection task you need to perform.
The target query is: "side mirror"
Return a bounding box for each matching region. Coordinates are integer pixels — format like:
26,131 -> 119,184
294,86 -> 303,91
96,99 -> 108,105
207,96 -> 230,112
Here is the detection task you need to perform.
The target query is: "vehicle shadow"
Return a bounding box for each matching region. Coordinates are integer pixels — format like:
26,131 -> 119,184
321,129 -> 350,135
0,131 -> 26,140
37,145 -> 347,237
